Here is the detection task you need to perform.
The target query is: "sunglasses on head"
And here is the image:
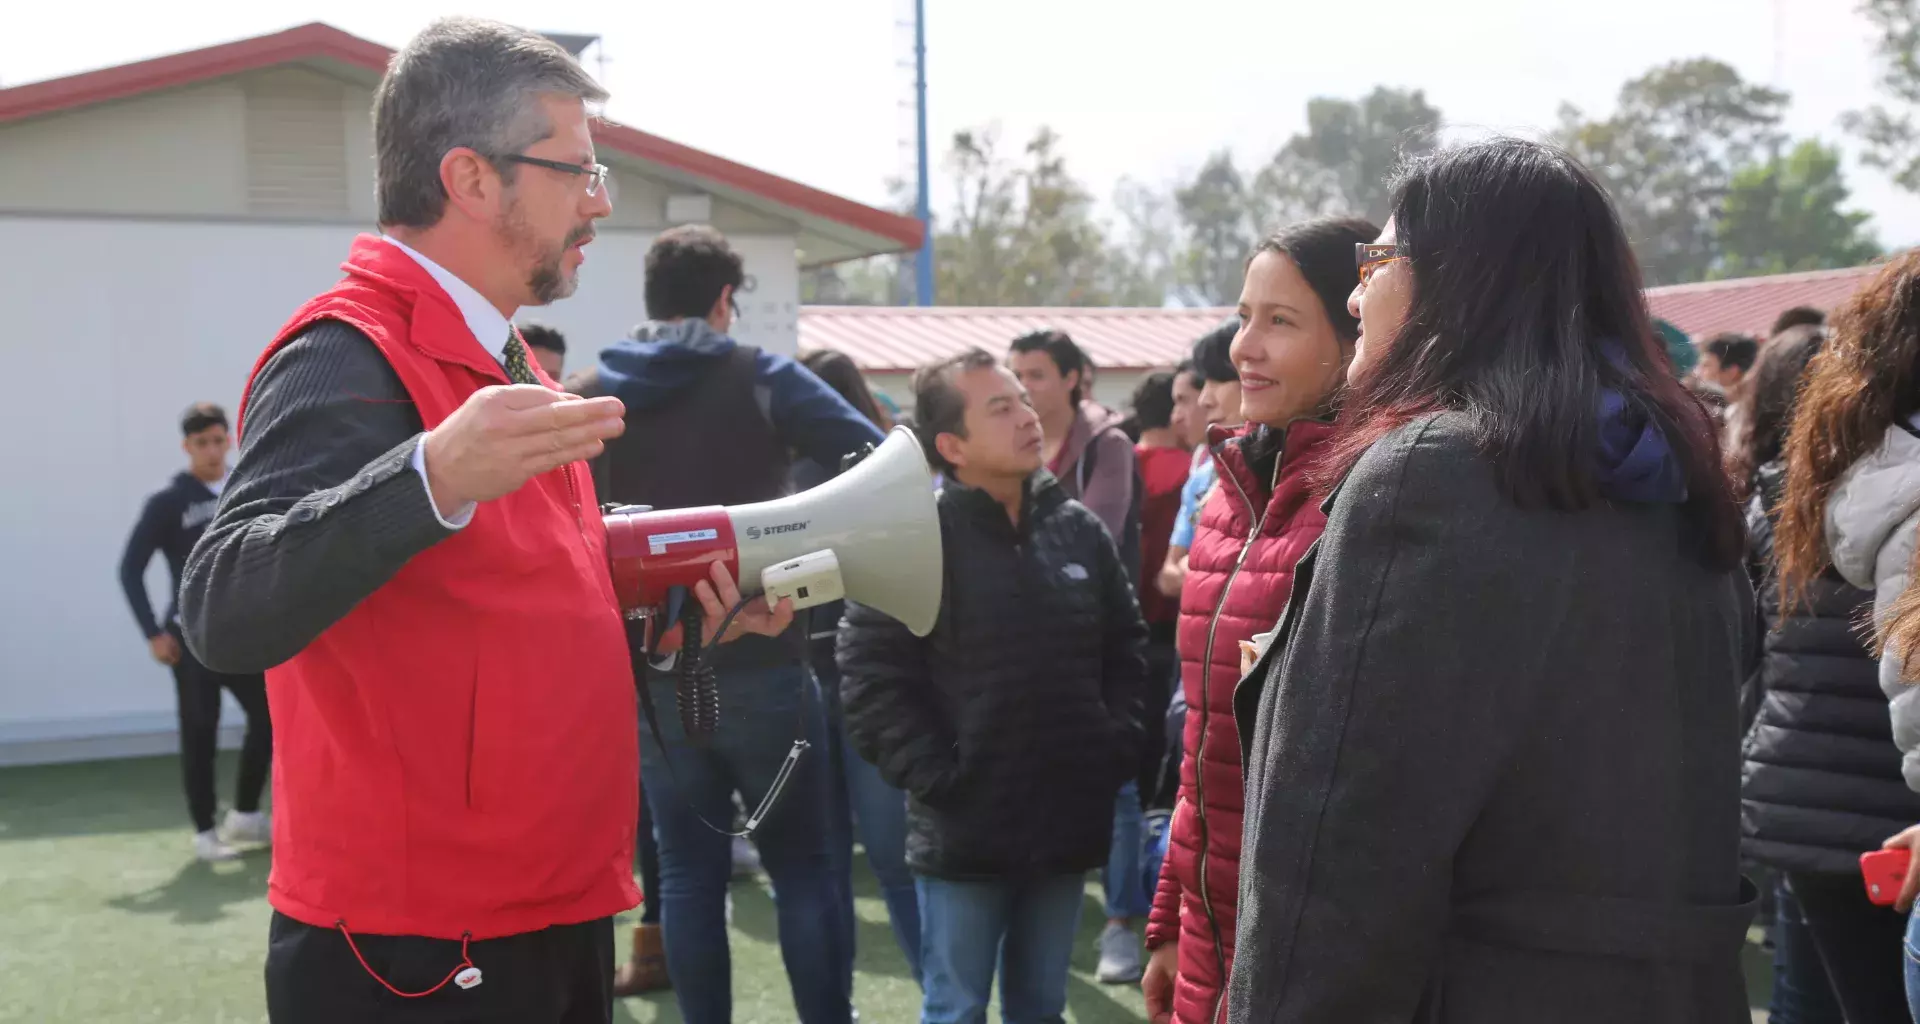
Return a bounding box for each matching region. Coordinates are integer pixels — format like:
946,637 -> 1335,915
1356,242 -> 1406,285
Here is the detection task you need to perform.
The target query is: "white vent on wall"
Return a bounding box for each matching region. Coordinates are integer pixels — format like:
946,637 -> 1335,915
666,193 -> 713,224
244,70 -> 349,218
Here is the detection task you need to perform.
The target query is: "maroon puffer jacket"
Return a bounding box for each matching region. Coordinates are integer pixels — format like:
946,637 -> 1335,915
1144,420 -> 1334,1024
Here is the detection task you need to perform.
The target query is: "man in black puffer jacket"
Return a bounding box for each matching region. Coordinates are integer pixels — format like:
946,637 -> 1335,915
838,347 -> 1148,1024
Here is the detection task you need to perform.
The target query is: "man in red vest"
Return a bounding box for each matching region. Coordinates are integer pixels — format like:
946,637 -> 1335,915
178,18 -> 787,1024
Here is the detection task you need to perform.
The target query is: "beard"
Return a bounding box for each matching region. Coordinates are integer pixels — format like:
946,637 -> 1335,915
497,200 -> 594,305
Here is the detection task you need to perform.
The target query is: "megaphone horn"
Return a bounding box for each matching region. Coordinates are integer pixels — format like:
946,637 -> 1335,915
603,426 -> 944,637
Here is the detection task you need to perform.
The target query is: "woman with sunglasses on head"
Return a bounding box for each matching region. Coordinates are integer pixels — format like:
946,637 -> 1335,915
1140,217 -> 1376,1024
1229,139 -> 1754,1024
1776,249 -> 1920,1020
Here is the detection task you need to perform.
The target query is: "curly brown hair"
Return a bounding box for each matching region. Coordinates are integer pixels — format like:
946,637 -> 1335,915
1777,249 -> 1920,662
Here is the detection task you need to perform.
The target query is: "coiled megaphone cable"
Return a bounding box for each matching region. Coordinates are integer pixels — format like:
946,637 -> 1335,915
637,591 -> 813,839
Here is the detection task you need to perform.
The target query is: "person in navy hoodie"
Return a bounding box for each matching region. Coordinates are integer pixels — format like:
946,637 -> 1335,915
119,402 -> 272,863
569,224 -> 882,1024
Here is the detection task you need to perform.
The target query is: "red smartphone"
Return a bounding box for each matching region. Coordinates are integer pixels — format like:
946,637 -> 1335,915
1860,848 -> 1912,906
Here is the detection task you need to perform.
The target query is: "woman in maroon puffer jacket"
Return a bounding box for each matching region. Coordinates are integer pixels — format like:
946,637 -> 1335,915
1143,216 -> 1376,1024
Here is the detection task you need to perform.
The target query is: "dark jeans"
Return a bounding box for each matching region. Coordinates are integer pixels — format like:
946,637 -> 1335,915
917,874 -> 1085,1024
1773,870 -> 1910,1024
1770,876 -> 1843,1024
264,911 -> 612,1023
637,664 -> 852,1024
171,630 -> 270,833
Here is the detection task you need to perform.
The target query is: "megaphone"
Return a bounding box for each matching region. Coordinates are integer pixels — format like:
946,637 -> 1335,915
603,425 -> 943,638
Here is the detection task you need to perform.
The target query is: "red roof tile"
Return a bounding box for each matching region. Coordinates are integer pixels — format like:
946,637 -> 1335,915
1646,265 -> 1879,340
799,305 -> 1233,374
802,263 -> 1890,375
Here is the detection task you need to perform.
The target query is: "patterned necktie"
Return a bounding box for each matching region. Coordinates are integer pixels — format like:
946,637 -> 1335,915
502,328 -> 541,385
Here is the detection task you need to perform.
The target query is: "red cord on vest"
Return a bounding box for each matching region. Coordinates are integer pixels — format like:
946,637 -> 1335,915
335,920 -> 474,998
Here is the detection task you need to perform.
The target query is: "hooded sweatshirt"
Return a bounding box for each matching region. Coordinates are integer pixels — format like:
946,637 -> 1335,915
1826,417 -> 1920,792
595,318 -> 883,471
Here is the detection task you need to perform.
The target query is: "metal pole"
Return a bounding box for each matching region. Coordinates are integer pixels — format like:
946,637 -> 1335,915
914,0 -> 934,305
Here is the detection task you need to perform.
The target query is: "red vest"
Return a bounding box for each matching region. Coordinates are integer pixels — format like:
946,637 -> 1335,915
242,235 -> 640,940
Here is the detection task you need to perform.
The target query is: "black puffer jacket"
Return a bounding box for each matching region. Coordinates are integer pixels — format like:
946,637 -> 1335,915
837,470 -> 1148,880
1741,461 -> 1920,873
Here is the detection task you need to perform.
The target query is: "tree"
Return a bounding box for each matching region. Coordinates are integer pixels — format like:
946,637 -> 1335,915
1106,177 -> 1182,306
1846,0 -> 1920,192
932,125 -> 1149,305
800,176 -> 914,305
1559,58 -> 1788,285
1713,139 -> 1880,278
1254,87 -> 1443,225
1160,88 -> 1440,304
1173,151 -> 1259,304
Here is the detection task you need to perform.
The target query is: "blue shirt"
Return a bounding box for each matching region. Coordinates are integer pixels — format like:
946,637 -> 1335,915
1170,456 -> 1216,550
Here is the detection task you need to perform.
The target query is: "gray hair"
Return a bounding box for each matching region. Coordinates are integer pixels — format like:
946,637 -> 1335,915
373,18 -> 609,228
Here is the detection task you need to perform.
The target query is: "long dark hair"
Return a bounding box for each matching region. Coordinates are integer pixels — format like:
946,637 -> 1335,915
1725,325 -> 1826,499
801,349 -> 894,431
1321,138 -> 1742,568
1779,248 -> 1920,659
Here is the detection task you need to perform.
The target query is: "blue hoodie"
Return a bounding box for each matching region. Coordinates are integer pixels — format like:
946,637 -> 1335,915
596,318 -> 884,472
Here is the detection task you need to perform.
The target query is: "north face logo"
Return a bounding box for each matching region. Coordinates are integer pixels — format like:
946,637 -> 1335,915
1062,563 -> 1089,581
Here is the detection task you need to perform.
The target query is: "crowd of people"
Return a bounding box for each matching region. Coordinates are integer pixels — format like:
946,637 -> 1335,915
102,13 -> 1920,1024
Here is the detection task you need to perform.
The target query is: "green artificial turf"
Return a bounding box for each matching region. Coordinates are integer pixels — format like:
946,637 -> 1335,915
0,753 -> 1151,1023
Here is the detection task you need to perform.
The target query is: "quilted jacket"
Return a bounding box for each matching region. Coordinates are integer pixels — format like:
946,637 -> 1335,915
1145,420 -> 1336,1024
837,470 -> 1150,879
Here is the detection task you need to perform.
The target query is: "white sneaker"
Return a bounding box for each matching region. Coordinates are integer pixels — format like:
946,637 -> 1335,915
222,809 -> 271,845
730,835 -> 761,879
1095,922 -> 1143,984
193,829 -> 240,863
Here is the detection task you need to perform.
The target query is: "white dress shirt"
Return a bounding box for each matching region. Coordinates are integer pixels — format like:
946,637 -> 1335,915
381,234 -> 521,530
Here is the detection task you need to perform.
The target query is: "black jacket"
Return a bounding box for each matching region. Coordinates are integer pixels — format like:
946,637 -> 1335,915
181,321 -> 457,673
1231,413 -> 1754,1024
837,471 -> 1149,880
1741,461 -> 1920,874
120,471 -> 224,639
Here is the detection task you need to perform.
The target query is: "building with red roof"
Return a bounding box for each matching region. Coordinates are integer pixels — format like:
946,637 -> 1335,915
0,23 -> 920,762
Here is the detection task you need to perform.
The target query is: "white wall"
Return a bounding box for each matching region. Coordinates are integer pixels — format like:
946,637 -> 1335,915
0,215 -> 800,761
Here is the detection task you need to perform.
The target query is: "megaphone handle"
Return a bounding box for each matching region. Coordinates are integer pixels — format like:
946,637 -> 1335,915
675,598 -> 720,740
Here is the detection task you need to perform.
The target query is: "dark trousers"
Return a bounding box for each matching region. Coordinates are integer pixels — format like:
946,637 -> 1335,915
1773,870 -> 1911,1024
171,631 -> 271,832
264,911 -> 613,1023
637,781 -> 661,926
1138,625 -> 1179,808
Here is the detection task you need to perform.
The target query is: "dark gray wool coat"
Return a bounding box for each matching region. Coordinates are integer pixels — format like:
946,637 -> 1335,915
1229,412 -> 1756,1024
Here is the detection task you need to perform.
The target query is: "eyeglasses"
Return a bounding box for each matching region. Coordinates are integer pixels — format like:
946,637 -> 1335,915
498,154 -> 610,197
1356,242 -> 1406,286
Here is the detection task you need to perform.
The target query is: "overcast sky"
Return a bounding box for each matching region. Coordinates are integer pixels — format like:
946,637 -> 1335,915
8,0 -> 1918,247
